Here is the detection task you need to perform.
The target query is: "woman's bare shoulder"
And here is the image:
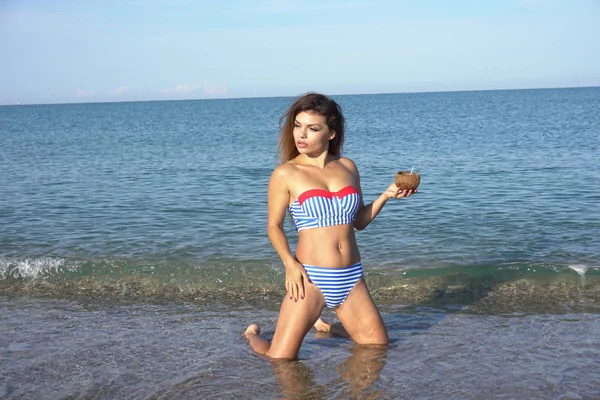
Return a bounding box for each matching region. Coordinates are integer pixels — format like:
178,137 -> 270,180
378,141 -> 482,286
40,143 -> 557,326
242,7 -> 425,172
270,162 -> 298,181
338,157 -> 359,172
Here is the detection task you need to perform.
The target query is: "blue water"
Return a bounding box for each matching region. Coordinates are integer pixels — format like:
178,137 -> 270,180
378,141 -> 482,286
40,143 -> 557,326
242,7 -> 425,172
2,88 -> 600,399
1,88 -> 599,271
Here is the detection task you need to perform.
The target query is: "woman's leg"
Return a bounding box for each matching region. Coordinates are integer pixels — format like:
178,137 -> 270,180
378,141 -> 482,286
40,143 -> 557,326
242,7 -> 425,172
314,317 -> 350,338
245,281 -> 325,359
244,324 -> 270,354
334,278 -> 389,345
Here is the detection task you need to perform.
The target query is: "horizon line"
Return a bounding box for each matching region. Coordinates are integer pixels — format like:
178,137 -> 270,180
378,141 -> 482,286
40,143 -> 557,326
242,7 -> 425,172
2,84 -> 599,107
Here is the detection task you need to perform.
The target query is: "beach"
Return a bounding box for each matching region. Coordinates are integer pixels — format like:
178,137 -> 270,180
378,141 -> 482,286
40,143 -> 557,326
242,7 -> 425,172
1,87 -> 599,399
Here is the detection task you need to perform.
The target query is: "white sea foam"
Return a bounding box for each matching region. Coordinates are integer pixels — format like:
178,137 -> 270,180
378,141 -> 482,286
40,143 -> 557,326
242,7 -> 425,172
568,264 -> 589,276
0,257 -> 65,280
568,264 -> 595,286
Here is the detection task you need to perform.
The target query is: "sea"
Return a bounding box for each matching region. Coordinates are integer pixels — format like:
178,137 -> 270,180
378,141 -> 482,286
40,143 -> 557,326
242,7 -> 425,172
1,87 -> 599,399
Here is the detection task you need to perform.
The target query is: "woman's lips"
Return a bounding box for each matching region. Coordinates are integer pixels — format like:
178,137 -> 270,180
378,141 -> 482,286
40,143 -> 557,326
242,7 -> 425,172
297,141 -> 308,148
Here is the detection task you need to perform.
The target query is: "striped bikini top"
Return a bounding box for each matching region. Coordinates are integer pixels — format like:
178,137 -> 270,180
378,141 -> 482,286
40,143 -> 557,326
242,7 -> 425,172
289,186 -> 361,231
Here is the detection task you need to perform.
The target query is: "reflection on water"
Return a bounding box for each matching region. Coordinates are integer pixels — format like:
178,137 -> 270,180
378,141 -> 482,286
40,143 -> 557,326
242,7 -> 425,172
338,345 -> 388,398
272,344 -> 388,400
271,359 -> 325,400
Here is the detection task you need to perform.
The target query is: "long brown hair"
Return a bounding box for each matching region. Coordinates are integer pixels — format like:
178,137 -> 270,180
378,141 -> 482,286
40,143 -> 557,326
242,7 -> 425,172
278,92 -> 345,164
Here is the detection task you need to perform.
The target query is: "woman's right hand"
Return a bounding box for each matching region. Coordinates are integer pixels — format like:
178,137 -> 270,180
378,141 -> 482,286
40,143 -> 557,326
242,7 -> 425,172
284,261 -> 312,301
384,182 -> 417,200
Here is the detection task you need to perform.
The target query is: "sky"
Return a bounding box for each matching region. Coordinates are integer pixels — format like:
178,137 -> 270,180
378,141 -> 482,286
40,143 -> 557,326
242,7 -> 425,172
0,0 -> 599,105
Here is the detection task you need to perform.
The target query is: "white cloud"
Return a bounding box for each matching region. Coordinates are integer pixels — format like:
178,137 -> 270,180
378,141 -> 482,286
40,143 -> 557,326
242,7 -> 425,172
161,84 -> 202,94
115,85 -> 131,95
161,83 -> 228,97
75,89 -> 85,97
203,86 -> 227,95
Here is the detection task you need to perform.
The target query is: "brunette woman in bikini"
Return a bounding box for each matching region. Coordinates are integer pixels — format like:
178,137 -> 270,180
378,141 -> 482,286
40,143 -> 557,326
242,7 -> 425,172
245,93 -> 416,359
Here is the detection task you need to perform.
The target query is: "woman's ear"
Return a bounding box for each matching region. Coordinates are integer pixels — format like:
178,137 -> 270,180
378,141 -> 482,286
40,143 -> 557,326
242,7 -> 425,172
329,130 -> 336,140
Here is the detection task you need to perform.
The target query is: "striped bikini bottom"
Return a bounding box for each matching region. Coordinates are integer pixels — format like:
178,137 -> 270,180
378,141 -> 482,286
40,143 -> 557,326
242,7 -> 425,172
303,262 -> 364,308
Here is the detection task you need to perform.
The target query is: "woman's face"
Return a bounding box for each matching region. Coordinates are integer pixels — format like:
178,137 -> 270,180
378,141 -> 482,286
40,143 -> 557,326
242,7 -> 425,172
293,111 -> 335,155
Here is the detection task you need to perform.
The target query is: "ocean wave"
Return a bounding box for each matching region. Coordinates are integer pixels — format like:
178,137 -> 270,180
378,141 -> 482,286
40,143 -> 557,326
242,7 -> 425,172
0,257 -> 68,280
1,257 -> 599,313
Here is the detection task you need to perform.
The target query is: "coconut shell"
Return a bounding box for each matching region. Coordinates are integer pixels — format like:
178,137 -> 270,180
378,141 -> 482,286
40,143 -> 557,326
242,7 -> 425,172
394,171 -> 421,190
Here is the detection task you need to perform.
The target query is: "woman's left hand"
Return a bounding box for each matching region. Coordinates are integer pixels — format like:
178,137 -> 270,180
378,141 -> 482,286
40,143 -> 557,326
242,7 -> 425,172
384,183 -> 417,200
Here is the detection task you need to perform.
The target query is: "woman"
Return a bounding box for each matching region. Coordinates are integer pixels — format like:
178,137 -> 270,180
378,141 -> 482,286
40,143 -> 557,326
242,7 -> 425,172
245,93 -> 416,359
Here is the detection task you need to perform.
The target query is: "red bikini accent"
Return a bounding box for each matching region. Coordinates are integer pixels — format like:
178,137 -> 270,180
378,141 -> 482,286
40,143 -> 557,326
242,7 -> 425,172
297,186 -> 358,205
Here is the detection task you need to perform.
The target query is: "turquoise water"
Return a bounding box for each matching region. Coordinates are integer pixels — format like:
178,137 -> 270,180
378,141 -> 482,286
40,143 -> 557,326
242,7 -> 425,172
2,88 -> 600,398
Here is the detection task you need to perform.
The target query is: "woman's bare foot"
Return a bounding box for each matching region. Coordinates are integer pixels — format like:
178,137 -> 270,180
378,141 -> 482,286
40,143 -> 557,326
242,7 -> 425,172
313,317 -> 331,332
244,323 -> 271,355
314,317 -> 350,338
245,323 -> 260,337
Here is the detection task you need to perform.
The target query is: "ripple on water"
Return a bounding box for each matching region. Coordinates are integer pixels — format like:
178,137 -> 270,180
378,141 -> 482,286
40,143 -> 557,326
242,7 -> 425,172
1,297 -> 600,399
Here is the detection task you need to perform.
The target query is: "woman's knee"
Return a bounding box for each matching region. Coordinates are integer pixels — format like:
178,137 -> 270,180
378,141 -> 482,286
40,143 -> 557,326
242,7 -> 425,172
352,332 -> 389,346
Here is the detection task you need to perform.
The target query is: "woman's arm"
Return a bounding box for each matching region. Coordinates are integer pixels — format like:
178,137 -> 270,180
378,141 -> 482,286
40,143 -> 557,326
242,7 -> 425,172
267,166 -> 296,267
348,160 -> 416,231
267,165 -> 311,301
354,195 -> 391,231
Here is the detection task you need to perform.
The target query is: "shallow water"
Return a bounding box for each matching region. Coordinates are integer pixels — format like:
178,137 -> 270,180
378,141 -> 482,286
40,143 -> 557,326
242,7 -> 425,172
2,296 -> 599,399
